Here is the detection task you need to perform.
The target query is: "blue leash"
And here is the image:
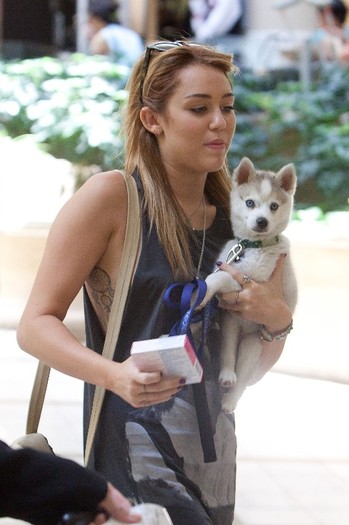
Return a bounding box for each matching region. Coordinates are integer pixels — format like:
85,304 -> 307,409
163,279 -> 218,463
164,278 -> 208,359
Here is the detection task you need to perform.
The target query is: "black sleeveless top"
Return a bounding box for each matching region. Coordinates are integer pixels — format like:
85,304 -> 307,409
83,176 -> 236,525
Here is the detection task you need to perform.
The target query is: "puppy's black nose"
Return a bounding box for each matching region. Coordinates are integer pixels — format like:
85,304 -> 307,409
256,217 -> 268,230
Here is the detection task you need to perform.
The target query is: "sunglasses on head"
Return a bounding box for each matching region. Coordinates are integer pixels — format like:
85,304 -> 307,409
139,40 -> 201,104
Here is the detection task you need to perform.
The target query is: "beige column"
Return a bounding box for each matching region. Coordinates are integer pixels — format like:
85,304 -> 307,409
0,0 -> 3,55
342,0 -> 349,30
127,0 -> 159,42
76,0 -> 89,53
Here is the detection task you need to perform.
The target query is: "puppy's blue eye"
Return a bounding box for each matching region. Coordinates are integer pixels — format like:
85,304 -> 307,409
246,199 -> 255,208
270,202 -> 279,211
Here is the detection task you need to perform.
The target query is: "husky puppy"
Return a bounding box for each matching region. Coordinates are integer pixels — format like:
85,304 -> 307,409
203,157 -> 298,413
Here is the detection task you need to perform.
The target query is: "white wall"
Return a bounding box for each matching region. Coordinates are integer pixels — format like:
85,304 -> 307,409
239,0 -> 322,72
246,0 -> 319,31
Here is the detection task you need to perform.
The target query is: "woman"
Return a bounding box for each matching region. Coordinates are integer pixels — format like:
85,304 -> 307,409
87,0 -> 143,65
308,0 -> 349,62
17,41 -> 293,525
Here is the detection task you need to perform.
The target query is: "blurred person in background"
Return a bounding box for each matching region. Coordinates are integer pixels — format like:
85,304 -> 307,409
0,438 -> 141,525
311,0 -> 349,62
86,0 -> 143,65
188,0 -> 245,61
189,0 -> 244,41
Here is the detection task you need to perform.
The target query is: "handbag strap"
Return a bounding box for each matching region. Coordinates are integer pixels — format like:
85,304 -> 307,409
26,361 -> 51,434
85,173 -> 141,463
26,173 -> 141,464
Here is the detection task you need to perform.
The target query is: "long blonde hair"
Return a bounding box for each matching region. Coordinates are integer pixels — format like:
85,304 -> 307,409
124,42 -> 238,280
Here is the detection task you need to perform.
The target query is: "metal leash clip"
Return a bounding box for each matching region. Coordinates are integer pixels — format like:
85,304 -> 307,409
226,242 -> 244,264
214,242 -> 244,273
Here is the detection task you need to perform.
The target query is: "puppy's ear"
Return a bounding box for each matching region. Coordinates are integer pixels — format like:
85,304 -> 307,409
233,157 -> 255,185
276,164 -> 297,195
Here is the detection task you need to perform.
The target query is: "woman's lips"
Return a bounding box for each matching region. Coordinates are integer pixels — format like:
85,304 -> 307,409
205,140 -> 225,150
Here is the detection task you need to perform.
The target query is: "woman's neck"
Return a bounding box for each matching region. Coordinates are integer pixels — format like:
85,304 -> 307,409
167,169 -> 207,202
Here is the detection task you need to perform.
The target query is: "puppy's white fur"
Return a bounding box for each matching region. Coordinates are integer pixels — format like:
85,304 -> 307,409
203,157 -> 298,413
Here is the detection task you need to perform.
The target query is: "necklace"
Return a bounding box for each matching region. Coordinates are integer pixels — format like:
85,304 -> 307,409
187,198 -> 203,220
195,197 -> 207,279
180,195 -> 207,278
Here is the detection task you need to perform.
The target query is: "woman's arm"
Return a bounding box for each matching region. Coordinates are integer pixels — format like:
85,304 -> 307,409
217,255 -> 293,383
90,31 -> 110,55
17,171 -> 126,384
17,171 -> 183,407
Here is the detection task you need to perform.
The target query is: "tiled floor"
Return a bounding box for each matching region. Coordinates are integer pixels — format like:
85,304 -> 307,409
1,219 -> 349,524
234,373 -> 349,525
232,227 -> 349,525
0,329 -> 349,525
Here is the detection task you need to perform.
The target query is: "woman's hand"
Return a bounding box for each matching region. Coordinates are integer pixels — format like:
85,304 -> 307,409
216,255 -> 293,383
106,356 -> 184,408
217,255 -> 292,332
93,482 -> 141,524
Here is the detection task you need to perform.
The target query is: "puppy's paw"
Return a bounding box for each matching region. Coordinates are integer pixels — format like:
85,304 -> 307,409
221,392 -> 238,414
219,369 -> 237,388
195,286 -> 216,310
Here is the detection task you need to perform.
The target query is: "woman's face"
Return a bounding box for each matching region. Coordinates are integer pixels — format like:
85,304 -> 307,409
155,64 -> 236,178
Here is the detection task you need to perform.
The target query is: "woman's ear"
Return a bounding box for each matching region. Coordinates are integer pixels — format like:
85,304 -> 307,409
140,107 -> 162,135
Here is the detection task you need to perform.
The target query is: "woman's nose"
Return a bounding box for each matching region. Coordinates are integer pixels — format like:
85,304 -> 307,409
209,110 -> 227,130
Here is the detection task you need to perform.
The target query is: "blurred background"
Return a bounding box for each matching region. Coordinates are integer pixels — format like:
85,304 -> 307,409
0,1 -> 348,524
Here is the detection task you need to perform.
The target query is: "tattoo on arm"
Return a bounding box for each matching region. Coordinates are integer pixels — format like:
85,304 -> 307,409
88,267 -> 115,318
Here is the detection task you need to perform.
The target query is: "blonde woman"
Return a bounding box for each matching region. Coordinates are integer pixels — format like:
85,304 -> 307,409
18,41 -> 293,524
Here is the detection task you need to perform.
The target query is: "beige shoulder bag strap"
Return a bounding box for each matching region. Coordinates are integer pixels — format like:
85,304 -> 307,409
85,173 -> 141,463
26,173 -> 141,464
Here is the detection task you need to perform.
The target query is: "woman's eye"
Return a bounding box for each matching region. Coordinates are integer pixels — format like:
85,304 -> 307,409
222,105 -> 235,113
270,202 -> 279,211
246,199 -> 255,208
191,107 -> 207,113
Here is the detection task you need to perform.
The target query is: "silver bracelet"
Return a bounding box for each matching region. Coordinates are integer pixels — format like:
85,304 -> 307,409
259,319 -> 293,342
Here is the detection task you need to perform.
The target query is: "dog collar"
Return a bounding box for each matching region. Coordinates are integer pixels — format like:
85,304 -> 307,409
225,236 -> 280,264
238,236 -> 280,249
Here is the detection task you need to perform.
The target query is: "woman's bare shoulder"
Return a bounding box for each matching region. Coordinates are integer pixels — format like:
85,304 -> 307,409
70,169 -> 127,218
80,169 -> 127,200
48,169 -> 128,250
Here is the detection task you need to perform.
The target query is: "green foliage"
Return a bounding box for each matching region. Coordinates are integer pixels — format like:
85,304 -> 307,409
230,65 -> 349,212
0,54 -> 129,174
0,55 -> 348,211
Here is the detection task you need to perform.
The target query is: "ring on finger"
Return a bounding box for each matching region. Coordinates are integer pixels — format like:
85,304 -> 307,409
242,274 -> 251,284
